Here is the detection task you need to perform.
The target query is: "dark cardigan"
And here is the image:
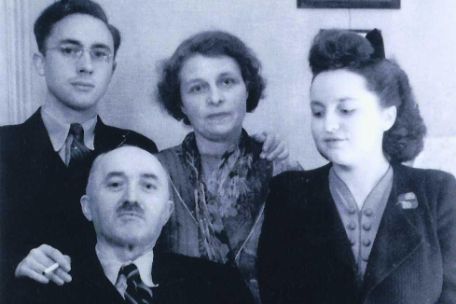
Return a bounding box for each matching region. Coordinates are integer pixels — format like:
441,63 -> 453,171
258,164 -> 456,304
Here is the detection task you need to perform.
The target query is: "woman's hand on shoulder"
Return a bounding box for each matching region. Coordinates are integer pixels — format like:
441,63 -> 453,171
253,131 -> 289,162
253,131 -> 304,175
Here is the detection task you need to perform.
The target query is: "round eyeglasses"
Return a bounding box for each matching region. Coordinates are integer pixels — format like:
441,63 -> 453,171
47,44 -> 113,63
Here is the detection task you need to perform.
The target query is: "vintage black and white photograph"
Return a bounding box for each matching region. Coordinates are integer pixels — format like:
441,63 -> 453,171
1,0 -> 456,303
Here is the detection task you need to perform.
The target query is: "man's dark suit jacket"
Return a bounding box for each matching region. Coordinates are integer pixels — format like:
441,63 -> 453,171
12,251 -> 254,304
0,109 -> 157,300
258,164 -> 456,304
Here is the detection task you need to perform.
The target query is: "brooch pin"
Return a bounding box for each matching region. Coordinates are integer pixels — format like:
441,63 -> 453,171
397,192 -> 418,209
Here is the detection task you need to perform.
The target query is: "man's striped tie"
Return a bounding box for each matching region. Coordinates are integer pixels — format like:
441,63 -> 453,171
68,123 -> 91,166
119,263 -> 155,304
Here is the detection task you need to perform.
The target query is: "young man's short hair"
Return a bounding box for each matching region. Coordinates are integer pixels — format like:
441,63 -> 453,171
34,0 -> 121,55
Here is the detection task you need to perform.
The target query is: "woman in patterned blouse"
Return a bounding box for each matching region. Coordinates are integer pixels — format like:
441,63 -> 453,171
155,30 -> 291,303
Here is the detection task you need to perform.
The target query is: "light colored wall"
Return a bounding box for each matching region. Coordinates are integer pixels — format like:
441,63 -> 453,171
2,0 -> 456,169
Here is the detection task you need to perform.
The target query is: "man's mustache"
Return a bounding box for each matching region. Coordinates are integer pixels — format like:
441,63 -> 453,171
116,200 -> 144,214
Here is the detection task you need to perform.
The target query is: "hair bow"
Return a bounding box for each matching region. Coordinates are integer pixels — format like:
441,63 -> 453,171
365,28 -> 385,59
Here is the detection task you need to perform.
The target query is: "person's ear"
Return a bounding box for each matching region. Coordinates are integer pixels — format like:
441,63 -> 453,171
383,106 -> 397,131
80,195 -> 93,222
162,200 -> 174,226
33,52 -> 46,76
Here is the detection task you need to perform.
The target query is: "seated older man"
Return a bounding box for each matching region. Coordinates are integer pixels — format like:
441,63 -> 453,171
12,146 -> 253,304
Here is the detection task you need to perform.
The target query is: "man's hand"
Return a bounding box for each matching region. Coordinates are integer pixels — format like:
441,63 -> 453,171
15,244 -> 72,286
253,131 -> 289,162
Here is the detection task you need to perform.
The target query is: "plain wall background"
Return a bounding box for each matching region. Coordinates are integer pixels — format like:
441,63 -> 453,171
1,0 -> 456,169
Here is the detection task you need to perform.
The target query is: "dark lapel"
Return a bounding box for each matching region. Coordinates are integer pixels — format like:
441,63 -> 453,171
361,165 -> 422,300
308,165 -> 358,274
93,118 -> 127,151
21,109 -> 67,172
152,252 -> 189,304
73,252 -> 125,304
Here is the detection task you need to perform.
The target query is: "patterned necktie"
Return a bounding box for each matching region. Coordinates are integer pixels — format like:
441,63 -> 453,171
119,263 -> 155,304
69,123 -> 91,165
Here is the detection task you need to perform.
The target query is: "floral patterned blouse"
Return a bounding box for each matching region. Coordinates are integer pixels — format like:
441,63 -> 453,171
156,130 -> 275,302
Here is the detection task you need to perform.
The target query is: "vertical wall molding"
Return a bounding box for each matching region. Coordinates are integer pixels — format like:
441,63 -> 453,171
4,0 -> 35,124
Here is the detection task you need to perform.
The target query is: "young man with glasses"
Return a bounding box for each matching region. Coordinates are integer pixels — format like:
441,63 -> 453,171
0,1 -> 157,300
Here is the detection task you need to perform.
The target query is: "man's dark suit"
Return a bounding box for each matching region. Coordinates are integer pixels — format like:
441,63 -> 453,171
12,251 -> 254,304
258,164 -> 456,304
0,109 -> 157,299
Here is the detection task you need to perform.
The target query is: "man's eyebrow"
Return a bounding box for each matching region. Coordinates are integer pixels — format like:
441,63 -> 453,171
91,43 -> 112,51
338,97 -> 356,103
58,39 -> 111,51
104,171 -> 125,179
58,39 -> 82,46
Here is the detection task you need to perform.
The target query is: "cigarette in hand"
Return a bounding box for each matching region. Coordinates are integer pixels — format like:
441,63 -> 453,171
42,262 -> 59,276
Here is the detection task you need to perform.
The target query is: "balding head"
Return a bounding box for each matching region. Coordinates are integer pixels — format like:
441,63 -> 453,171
86,146 -> 170,196
81,146 -> 173,252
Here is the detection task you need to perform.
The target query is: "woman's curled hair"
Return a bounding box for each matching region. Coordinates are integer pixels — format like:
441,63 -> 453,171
157,30 -> 265,125
309,29 -> 426,163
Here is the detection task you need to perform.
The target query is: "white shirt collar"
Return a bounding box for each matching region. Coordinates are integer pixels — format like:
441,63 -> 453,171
95,244 -> 156,289
41,106 -> 96,151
